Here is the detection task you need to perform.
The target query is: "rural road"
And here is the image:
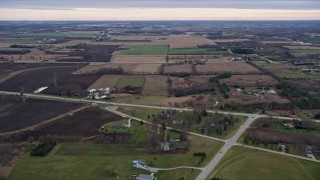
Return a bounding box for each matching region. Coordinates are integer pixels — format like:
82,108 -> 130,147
0,90 -> 302,121
196,115 -> 259,180
0,90 -> 319,179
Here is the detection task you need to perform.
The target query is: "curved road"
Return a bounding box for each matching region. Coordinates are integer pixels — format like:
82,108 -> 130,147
0,90 -> 319,179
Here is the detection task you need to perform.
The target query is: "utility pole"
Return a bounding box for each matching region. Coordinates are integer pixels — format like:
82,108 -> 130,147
53,72 -> 57,87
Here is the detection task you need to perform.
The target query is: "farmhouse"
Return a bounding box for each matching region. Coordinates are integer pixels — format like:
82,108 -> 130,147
132,159 -> 148,170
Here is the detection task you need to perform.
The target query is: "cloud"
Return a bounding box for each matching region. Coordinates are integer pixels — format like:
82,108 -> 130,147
0,8 -> 319,20
1,0 -> 319,10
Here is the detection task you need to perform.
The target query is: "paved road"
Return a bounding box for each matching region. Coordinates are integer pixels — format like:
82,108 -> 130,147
237,143 -> 320,163
149,166 -> 204,173
1,90 -> 319,179
0,91 -> 302,121
196,115 -> 259,180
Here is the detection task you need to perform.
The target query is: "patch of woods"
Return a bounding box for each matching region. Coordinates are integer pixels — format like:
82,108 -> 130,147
200,113 -> 239,136
0,48 -> 30,55
244,118 -> 320,154
30,141 -> 56,156
209,72 -> 231,98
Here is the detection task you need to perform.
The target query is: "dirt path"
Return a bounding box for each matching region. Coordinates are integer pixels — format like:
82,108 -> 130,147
0,104 -> 90,136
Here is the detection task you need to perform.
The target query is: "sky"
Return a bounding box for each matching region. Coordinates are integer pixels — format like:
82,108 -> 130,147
0,0 -> 319,20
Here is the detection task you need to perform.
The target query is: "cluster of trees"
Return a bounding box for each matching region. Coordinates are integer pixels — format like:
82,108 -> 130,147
202,113 -> 238,135
231,48 -> 254,54
9,44 -> 35,48
30,141 -> 56,156
209,72 -> 231,98
0,49 -> 31,55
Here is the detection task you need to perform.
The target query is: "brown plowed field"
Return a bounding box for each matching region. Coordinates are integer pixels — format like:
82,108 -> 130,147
220,75 -> 278,87
0,95 -> 82,133
164,64 -> 193,74
151,35 -> 213,48
0,66 -> 77,92
1,107 -> 122,141
88,75 -> 122,89
196,62 -> 261,74
114,55 -> 166,63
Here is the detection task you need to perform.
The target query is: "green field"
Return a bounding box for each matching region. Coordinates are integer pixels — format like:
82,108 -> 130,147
0,39 -> 45,44
120,45 -> 169,55
291,49 -> 320,54
168,48 -> 229,55
103,120 -> 148,144
209,146 -> 320,180
156,168 -> 201,180
10,135 -> 223,180
115,76 -> 145,89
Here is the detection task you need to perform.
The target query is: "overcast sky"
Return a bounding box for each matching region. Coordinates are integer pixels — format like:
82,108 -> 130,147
0,0 -> 319,20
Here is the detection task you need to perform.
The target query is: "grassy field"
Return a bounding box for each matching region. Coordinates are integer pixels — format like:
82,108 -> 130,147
277,70 -> 320,80
10,135 -> 223,179
0,38 -> 45,44
156,168 -> 201,180
115,76 -> 145,89
291,49 -> 320,54
103,120 -> 148,144
209,146 -> 320,180
120,45 -> 169,55
168,48 -> 229,55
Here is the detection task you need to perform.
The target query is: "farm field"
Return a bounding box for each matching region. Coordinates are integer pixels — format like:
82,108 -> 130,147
113,55 -> 166,63
42,74 -> 101,96
209,146 -> 320,180
115,76 -> 145,89
143,75 -> 168,96
220,75 -> 278,87
196,61 -> 261,74
0,63 -> 78,79
151,35 -> 213,48
283,46 -> 320,50
77,63 -> 160,75
0,95 -> 81,133
0,66 -> 77,92
164,64 -> 193,74
5,106 -> 123,141
120,45 -> 169,55
168,48 -> 229,55
10,135 -> 223,179
291,49 -> 320,54
88,75 -> 122,89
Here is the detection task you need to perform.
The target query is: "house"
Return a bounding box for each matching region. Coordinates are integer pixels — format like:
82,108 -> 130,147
267,89 -> 277,95
163,142 -> 170,151
138,174 -> 154,180
132,160 -> 148,170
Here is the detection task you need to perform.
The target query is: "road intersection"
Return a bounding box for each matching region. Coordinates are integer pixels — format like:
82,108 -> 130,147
1,90 -> 319,179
